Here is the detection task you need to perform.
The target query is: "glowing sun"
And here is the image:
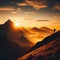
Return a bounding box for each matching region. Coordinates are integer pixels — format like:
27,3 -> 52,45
14,22 -> 20,27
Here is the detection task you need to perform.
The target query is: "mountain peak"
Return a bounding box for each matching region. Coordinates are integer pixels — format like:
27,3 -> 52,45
4,19 -> 14,27
7,19 -> 12,22
32,27 -> 40,31
40,26 -> 53,33
40,26 -> 51,30
5,19 -> 13,25
3,19 -> 14,30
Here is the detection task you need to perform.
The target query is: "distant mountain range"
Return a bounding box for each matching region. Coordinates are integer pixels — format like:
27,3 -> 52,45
27,26 -> 53,43
18,31 -> 60,60
30,27 -> 53,35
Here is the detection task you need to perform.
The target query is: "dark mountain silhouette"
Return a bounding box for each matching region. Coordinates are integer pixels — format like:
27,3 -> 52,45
4,19 -> 13,25
1,19 -> 14,29
0,35 -> 27,60
19,35 -> 33,47
18,31 -> 60,60
0,19 -> 14,36
0,19 -> 33,60
0,19 -> 33,47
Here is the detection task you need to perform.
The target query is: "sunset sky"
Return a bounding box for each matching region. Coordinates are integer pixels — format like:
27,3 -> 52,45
0,0 -> 60,30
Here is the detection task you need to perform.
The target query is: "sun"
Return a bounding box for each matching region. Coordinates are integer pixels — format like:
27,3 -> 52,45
14,22 -> 20,27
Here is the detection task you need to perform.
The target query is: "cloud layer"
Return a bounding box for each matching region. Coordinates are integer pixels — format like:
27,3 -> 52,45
0,6 -> 15,11
0,0 -> 60,10
54,4 -> 60,10
25,0 -> 47,10
17,3 -> 28,6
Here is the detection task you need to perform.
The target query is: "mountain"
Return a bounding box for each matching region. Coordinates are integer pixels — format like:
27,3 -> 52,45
28,31 -> 60,52
27,27 -> 53,43
0,19 -> 33,47
31,27 -> 53,33
0,35 -> 27,60
0,19 -> 33,60
40,27 -> 53,33
30,27 -> 53,35
18,31 -> 60,60
31,27 -> 42,32
4,19 -> 13,26
0,19 -> 14,36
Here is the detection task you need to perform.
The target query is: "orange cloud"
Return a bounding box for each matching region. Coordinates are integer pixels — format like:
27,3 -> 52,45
54,4 -> 60,10
25,0 -> 47,10
36,20 -> 49,21
32,4 -> 47,10
17,3 -> 28,6
24,12 -> 36,15
0,6 -> 15,11
10,8 -> 23,14
23,12 -> 36,20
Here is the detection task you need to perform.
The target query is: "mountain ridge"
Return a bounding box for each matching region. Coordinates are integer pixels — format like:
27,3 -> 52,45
28,31 -> 60,52
18,31 -> 60,60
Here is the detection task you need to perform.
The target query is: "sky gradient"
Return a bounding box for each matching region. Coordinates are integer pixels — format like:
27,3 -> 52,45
0,0 -> 60,30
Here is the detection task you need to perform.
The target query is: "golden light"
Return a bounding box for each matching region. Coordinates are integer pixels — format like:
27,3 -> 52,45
14,22 -> 20,27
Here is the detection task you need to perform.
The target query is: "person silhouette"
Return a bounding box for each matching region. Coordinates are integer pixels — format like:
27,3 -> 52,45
54,28 -> 56,32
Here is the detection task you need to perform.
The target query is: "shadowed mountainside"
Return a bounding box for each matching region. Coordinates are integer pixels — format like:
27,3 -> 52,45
0,20 -> 33,60
0,19 -> 33,47
18,31 -> 60,60
0,35 -> 27,60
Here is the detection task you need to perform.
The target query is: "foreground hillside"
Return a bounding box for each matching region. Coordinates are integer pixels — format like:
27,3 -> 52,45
18,31 -> 60,60
0,35 -> 28,60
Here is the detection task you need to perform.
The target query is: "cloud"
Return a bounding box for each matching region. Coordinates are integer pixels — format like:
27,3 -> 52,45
54,23 -> 60,24
32,5 -> 47,10
17,3 -> 28,6
0,6 -> 15,11
25,0 -> 60,10
36,20 -> 49,21
24,12 -> 36,15
0,0 -> 59,11
25,0 -> 47,10
11,11 -> 16,14
23,12 -> 36,20
16,8 -> 23,12
10,8 -> 23,14
53,14 -> 60,20
23,12 -> 37,18
54,4 -> 60,10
